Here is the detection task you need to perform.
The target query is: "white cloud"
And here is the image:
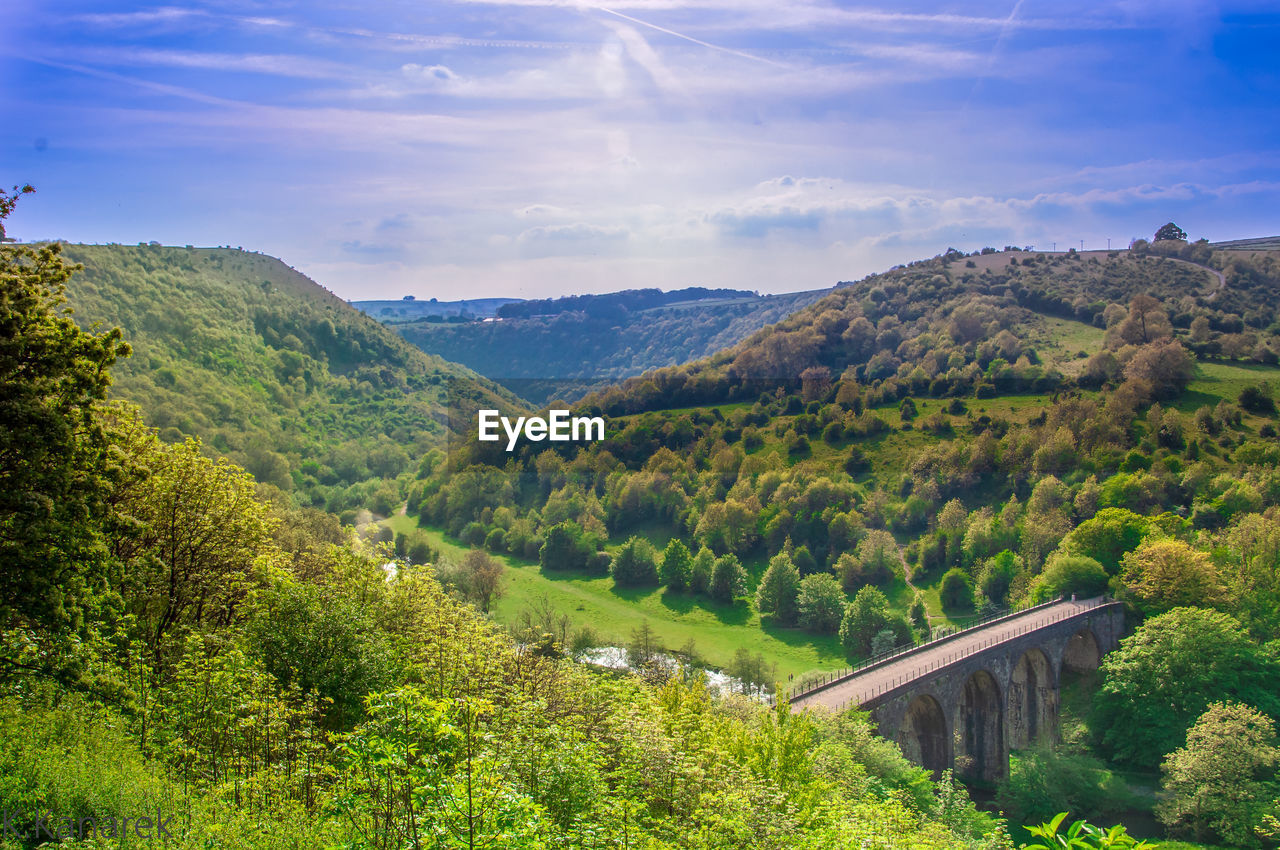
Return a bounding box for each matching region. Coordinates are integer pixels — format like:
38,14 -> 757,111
517,222 -> 630,241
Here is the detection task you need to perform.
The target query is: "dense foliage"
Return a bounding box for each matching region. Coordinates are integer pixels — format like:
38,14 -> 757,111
12,192 -> 1280,845
57,244 -> 522,514
0,206 -> 1010,848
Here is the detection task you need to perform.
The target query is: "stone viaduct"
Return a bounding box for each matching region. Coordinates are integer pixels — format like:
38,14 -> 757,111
789,596 -> 1126,783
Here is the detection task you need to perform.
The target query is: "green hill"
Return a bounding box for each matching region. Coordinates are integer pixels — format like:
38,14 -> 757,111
58,244 -> 526,513
390,286 -> 829,404
0,222 -> 1005,850
408,241 -> 1280,686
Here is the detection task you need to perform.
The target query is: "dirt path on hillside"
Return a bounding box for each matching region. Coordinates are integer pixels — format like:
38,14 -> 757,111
1166,256 -> 1226,301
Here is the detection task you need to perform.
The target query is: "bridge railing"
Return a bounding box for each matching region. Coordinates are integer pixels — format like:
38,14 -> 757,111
829,598 -> 1123,710
786,595 -> 1115,705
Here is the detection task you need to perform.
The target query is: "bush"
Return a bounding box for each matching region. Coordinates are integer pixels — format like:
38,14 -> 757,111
844,446 -> 870,475
1239,384 -> 1276,414
839,586 -> 911,657
484,527 -> 507,552
589,550 -> 613,575
710,553 -> 747,602
461,521 -> 487,547
611,536 -> 660,588
1029,553 -> 1109,602
939,568 -> 974,611
996,748 -> 1138,836
797,573 -> 845,634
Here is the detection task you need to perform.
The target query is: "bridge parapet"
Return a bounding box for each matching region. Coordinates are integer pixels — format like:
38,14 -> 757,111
790,597 -> 1126,783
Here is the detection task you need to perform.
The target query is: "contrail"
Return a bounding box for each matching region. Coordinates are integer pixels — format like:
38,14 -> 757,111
965,0 -> 1023,107
594,6 -> 788,68
15,54 -> 247,107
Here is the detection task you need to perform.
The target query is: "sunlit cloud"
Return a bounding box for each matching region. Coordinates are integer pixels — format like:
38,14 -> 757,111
2,0 -> 1275,299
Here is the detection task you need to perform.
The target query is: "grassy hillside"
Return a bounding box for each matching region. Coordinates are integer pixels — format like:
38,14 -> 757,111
407,241 -> 1280,676
392,286 -> 829,404
3,226 -> 1003,849
396,240 -> 1280,840
59,244 -> 526,513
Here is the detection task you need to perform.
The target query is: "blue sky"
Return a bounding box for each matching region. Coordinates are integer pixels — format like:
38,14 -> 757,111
2,1 -> 1278,300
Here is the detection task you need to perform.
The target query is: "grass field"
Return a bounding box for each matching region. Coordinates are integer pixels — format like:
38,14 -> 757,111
1037,316 -> 1107,375
1179,359 -> 1280,413
384,512 -> 848,681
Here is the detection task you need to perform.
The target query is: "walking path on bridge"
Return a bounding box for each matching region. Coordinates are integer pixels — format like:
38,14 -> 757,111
792,596 -> 1110,711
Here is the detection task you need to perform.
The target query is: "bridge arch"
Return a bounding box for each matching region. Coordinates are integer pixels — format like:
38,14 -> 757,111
1062,627 -> 1102,675
954,669 -> 1005,783
1007,648 -> 1057,749
897,694 -> 950,778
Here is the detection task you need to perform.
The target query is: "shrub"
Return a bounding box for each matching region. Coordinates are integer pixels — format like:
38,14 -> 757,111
1029,553 -> 1109,602
710,553 -> 747,602
611,536 -> 660,588
797,574 -> 845,634
939,568 -> 974,611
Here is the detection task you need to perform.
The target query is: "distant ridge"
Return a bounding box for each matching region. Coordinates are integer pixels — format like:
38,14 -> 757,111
388,286 -> 830,404
353,296 -> 522,321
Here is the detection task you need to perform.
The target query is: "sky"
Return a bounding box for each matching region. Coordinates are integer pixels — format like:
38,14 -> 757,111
2,1 -> 1278,300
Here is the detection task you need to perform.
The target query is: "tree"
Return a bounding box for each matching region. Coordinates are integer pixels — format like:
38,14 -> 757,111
610,536 -> 659,588
909,593 -> 929,636
1119,539 -> 1227,616
838,529 -> 901,590
800,365 -> 831,402
1112,296 -> 1174,347
1155,222 -> 1188,242
0,183 -> 34,240
1122,340 -> 1194,399
438,549 -> 505,612
797,573 -> 845,634
1029,552 -> 1109,602
839,586 -> 911,657
111,428 -> 279,666
791,543 -> 818,576
540,520 -> 593,571
658,538 -> 692,591
756,553 -> 801,625
977,550 -> 1020,606
626,620 -> 660,668
1157,702 -> 1279,846
247,578 -> 392,730
1226,513 -> 1280,641
0,216 -> 132,669
1060,508 -> 1154,575
709,553 -> 747,602
939,568 -> 974,611
729,648 -> 776,696
1092,607 -> 1280,769
689,546 -> 715,595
